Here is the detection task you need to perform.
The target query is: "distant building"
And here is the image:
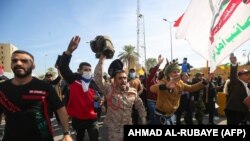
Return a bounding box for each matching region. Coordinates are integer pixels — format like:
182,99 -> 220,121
0,43 -> 18,72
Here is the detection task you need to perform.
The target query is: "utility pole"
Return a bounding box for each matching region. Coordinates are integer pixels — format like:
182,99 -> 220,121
137,0 -> 140,60
139,14 -> 146,68
137,0 -> 146,68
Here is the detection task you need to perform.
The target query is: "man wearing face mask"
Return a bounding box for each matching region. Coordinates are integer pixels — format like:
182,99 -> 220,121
58,36 -> 101,141
127,68 -> 143,124
128,68 -> 143,95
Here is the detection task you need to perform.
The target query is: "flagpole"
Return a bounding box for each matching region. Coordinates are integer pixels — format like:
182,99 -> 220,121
205,59 -> 209,103
169,22 -> 173,62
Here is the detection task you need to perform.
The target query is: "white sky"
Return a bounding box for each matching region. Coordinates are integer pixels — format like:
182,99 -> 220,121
1,0 -> 249,76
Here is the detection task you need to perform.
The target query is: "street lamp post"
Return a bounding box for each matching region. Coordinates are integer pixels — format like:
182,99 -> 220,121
163,18 -> 173,62
243,49 -> 250,65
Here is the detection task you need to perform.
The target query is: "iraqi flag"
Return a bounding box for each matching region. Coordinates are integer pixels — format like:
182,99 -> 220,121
176,0 -> 250,72
174,14 -> 184,27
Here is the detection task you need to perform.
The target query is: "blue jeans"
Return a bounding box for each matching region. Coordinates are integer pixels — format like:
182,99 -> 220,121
155,113 -> 175,125
147,99 -> 157,124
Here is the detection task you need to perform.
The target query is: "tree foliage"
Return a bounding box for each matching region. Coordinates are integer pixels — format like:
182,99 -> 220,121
118,45 -> 139,69
146,58 -> 157,72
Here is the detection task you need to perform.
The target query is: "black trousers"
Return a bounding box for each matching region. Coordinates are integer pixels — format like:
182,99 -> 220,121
72,118 -> 99,141
225,110 -> 248,125
175,94 -> 193,125
207,99 -> 215,124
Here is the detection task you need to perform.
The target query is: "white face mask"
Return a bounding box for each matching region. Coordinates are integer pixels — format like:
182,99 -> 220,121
129,72 -> 136,79
82,71 -> 92,79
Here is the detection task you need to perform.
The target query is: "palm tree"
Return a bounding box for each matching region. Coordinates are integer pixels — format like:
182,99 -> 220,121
118,45 -> 139,70
146,58 -> 157,72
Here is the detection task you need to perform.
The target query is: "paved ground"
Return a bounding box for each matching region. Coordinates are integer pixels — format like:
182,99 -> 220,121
0,116 -> 107,141
0,114 -> 227,141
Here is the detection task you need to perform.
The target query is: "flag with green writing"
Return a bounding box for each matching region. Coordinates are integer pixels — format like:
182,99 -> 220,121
176,0 -> 250,72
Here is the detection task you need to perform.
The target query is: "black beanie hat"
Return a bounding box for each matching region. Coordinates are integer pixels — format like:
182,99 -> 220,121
108,59 -> 123,78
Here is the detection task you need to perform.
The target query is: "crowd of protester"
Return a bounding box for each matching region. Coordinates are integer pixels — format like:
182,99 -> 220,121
0,36 -> 249,141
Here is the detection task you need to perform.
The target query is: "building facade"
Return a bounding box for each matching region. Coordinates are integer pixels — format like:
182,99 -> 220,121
0,43 -> 18,72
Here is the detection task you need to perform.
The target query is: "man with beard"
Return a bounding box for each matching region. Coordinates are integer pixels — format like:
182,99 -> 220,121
0,50 -> 72,141
94,54 -> 146,141
225,54 -> 250,124
58,36 -> 101,141
128,68 -> 143,124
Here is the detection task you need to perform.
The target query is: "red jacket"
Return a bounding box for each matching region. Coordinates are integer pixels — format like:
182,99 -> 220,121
58,52 -> 99,120
67,80 -> 97,119
146,65 -> 159,101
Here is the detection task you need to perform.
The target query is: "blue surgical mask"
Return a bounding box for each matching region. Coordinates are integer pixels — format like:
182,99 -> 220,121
129,72 -> 136,79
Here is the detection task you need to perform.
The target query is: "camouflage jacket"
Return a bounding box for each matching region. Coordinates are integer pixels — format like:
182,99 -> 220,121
94,61 -> 146,127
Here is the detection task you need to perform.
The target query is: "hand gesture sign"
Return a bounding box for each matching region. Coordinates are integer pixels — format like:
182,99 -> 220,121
229,53 -> 237,64
66,36 -> 81,54
157,54 -> 164,66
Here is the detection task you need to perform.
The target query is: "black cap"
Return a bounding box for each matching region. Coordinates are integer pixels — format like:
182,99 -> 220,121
45,72 -> 53,77
129,68 -> 135,72
238,69 -> 250,76
108,59 -> 123,78
195,72 -> 203,77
